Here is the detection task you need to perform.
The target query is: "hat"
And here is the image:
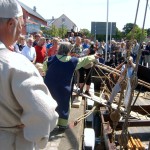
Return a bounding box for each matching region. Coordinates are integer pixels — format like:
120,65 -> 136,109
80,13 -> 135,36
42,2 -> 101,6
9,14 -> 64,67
0,0 -> 23,18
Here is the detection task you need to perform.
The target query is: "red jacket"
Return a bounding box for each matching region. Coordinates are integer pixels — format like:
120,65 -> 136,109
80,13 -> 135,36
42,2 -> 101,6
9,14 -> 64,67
35,45 -> 46,63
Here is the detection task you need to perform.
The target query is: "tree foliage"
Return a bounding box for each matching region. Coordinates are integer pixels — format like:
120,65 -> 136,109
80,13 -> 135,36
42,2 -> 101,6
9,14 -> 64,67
41,22 -> 148,42
113,27 -> 124,40
49,25 -> 59,37
122,23 -> 135,35
40,26 -> 51,37
80,28 -> 91,38
40,25 -> 67,38
146,28 -> 150,37
126,26 -> 147,41
58,26 -> 68,38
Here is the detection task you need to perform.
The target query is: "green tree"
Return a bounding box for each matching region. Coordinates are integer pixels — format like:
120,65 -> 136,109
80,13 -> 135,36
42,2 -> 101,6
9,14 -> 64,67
122,23 -> 135,35
40,27 -> 51,37
49,25 -> 59,37
146,28 -> 150,37
80,28 -> 91,38
40,25 -> 59,38
113,27 -> 124,40
126,26 -> 147,41
58,26 -> 68,38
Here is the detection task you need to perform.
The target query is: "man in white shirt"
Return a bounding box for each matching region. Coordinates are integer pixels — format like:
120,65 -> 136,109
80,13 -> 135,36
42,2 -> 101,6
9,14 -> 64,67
0,0 -> 58,149
22,37 -> 36,64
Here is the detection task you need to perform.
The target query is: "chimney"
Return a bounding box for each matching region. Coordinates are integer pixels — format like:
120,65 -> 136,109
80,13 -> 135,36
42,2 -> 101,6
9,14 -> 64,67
33,6 -> 36,12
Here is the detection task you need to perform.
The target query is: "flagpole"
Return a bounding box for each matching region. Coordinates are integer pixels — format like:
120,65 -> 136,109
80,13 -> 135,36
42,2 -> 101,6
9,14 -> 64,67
105,0 -> 109,61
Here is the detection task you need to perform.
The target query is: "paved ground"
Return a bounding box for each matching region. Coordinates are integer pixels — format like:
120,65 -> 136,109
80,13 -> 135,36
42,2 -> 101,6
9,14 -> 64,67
41,96 -> 85,150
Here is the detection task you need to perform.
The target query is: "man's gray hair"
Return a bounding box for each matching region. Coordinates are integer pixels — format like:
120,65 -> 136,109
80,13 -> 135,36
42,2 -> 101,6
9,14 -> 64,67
0,18 -> 10,25
57,42 -> 72,55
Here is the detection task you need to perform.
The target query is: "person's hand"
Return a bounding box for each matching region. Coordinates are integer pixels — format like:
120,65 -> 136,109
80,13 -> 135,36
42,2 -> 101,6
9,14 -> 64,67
94,53 -> 101,59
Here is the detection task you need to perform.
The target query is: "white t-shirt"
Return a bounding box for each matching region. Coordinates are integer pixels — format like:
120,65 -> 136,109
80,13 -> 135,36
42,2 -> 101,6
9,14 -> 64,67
21,46 -> 36,61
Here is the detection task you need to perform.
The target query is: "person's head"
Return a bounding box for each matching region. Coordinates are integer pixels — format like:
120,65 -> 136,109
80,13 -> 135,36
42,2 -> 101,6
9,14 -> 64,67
125,40 -> 132,50
112,55 -> 115,59
34,33 -> 41,41
121,42 -> 125,48
46,38 -> 50,44
38,30 -> 43,36
90,41 -> 96,49
133,39 -> 137,44
64,38 -> 69,42
0,0 -> 24,48
71,32 -> 74,37
27,37 -> 34,48
111,40 -> 116,45
17,35 -> 26,45
57,42 -> 72,55
52,38 -> 59,45
128,56 -> 133,62
38,37 -> 46,47
84,39 -> 90,44
75,36 -> 82,46
127,56 -> 133,65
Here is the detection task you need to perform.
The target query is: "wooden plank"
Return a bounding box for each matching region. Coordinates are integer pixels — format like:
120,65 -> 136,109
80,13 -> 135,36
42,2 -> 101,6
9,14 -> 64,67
118,120 -> 150,126
72,96 -> 82,108
80,94 -> 150,120
100,108 -> 116,150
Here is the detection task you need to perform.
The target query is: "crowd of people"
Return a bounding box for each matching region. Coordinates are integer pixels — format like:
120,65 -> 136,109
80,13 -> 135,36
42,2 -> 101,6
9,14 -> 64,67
10,26 -> 150,71
1,0 -> 150,150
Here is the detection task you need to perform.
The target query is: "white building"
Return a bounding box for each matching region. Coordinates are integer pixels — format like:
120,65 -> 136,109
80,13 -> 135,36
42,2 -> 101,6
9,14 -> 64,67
47,14 -> 77,32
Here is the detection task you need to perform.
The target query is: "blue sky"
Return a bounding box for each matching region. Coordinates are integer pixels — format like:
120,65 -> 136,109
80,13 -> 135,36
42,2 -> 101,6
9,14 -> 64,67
19,0 -> 150,31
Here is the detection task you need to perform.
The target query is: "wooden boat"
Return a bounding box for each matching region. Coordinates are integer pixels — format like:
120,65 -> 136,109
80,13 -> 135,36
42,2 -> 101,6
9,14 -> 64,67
83,63 -> 150,150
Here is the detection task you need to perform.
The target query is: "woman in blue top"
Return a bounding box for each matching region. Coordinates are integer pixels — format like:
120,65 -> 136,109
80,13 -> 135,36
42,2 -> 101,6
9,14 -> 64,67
44,42 -> 99,129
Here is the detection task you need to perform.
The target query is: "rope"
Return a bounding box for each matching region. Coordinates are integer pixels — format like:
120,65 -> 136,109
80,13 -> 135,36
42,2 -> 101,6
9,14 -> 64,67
92,65 -> 113,96
96,63 -> 150,89
120,1 -> 149,148
137,104 -> 150,117
69,106 -> 96,128
94,65 -> 116,90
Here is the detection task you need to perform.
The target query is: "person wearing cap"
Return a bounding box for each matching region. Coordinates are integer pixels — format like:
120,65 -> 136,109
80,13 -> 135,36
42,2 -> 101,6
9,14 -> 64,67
44,42 -> 100,130
0,0 -> 58,150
